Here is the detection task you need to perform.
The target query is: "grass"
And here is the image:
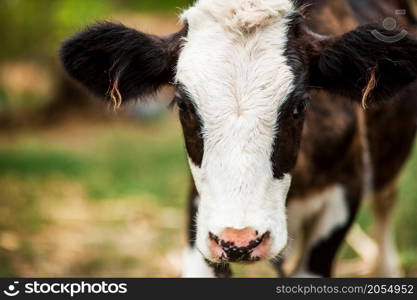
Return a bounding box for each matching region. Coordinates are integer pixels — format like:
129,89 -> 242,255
0,116 -> 416,277
396,143 -> 417,273
0,119 -> 188,204
0,117 -> 190,276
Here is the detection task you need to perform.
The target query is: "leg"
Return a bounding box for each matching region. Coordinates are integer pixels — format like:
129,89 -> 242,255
291,185 -> 361,277
182,180 -> 232,278
364,90 -> 417,276
370,182 -> 402,277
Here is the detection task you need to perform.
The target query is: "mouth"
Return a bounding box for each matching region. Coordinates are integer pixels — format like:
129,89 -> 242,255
208,232 -> 271,263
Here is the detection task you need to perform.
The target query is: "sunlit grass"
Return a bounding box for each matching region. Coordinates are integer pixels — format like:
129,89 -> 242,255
0,118 -> 188,204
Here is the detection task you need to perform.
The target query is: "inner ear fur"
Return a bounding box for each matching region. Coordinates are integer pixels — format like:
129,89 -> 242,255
60,22 -> 187,107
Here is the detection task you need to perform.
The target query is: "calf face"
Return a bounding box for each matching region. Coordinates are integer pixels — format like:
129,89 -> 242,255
61,0 -> 417,263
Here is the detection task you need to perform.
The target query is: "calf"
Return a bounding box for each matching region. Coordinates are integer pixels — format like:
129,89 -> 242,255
60,0 -> 417,277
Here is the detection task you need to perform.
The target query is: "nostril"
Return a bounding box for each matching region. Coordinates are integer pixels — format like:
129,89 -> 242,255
247,231 -> 269,250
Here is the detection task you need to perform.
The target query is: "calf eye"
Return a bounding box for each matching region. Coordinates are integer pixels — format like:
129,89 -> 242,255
292,95 -> 310,118
293,102 -> 305,118
173,92 -> 188,111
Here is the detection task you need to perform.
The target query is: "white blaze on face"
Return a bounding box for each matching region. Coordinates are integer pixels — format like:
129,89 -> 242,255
176,0 -> 296,260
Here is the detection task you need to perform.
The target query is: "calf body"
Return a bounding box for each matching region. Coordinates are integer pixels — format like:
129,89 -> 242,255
60,0 -> 417,277
183,0 -> 417,277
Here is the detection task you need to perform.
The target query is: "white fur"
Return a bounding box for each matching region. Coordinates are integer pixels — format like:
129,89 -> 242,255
182,247 -> 215,278
287,185 -> 349,276
373,220 -> 402,277
308,186 -> 349,246
181,0 -> 293,35
177,0 -> 296,262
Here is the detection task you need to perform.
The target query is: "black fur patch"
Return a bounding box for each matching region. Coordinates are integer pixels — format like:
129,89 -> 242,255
271,89 -> 308,180
60,22 -> 187,102
307,187 -> 362,277
271,14 -> 310,180
176,86 -> 204,167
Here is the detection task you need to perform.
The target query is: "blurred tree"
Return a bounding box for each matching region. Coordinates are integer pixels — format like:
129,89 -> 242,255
0,0 -> 191,62
0,0 -> 115,62
128,0 -> 193,11
0,0 -> 55,62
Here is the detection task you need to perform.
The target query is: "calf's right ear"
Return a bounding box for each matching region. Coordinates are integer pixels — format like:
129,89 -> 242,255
60,22 -> 187,106
308,25 -> 417,107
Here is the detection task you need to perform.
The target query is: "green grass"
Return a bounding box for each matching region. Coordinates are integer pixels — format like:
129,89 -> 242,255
0,148 -> 85,177
396,142 -> 417,272
0,121 -> 188,205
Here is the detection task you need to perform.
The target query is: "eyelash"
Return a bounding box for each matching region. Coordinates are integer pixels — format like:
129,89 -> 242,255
176,93 -> 187,109
169,92 -> 182,109
169,89 -> 191,112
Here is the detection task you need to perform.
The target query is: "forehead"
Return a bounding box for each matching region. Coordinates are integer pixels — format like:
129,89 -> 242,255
176,0 -> 296,114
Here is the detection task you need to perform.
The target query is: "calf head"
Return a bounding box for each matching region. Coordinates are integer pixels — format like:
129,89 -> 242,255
61,0 -> 417,263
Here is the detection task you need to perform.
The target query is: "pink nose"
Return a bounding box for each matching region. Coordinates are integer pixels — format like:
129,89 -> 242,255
208,228 -> 271,262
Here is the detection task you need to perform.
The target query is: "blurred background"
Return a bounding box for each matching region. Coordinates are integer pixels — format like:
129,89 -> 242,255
0,0 -> 416,277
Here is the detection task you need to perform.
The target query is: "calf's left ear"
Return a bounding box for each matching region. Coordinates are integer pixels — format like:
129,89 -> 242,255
308,25 -> 417,106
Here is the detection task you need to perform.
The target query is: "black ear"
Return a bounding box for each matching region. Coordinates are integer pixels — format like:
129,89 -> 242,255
308,25 -> 417,106
60,22 -> 187,105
